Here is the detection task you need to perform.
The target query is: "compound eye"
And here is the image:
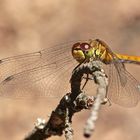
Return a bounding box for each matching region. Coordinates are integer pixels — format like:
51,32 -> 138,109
73,42 -> 81,49
80,43 -> 90,51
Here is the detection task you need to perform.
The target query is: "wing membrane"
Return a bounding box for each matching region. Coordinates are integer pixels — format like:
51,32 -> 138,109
107,63 -> 140,107
96,39 -> 140,107
0,42 -> 77,98
0,42 -> 75,83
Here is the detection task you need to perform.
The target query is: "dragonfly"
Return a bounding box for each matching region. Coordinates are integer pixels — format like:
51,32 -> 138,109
0,39 -> 140,107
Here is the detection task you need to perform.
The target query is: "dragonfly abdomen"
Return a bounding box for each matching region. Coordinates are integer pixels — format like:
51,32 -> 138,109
116,54 -> 140,64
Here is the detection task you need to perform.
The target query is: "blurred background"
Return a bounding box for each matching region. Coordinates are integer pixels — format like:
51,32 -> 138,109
0,0 -> 140,140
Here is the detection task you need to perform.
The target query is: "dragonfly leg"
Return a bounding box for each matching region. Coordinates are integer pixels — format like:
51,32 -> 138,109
82,74 -> 89,90
72,62 -> 83,73
72,59 -> 88,73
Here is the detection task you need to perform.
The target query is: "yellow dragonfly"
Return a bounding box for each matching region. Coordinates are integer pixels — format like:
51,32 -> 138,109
0,39 -> 140,107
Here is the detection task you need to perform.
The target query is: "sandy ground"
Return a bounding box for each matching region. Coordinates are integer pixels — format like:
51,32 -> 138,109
0,0 -> 140,140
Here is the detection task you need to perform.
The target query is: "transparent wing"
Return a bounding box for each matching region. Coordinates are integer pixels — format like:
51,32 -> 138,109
107,62 -> 140,107
0,42 -> 77,98
0,52 -> 41,83
0,42 -> 75,83
96,39 -> 140,107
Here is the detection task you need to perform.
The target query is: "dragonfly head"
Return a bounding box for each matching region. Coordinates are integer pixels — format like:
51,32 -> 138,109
72,41 -> 94,63
72,39 -> 108,63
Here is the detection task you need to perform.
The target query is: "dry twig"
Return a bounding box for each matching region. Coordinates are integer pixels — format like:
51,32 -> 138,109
24,61 -> 108,140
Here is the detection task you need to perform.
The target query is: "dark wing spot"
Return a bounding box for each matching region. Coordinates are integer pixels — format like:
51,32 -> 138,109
2,75 -> 14,84
0,59 -> 3,64
37,51 -> 43,58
